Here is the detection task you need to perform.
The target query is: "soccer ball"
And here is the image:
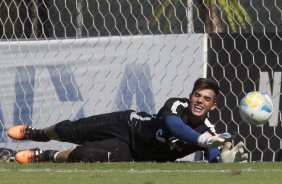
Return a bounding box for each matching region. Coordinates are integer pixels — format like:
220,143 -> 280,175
239,91 -> 273,126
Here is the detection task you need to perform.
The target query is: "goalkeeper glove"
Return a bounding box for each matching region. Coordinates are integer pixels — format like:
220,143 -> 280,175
197,132 -> 236,148
219,141 -> 248,163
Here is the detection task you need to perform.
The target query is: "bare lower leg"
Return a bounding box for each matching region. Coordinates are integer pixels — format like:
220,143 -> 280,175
43,124 -> 62,141
54,148 -> 74,162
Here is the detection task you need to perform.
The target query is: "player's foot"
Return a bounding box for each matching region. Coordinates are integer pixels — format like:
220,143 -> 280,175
7,125 -> 29,140
7,125 -> 50,142
15,148 -> 58,163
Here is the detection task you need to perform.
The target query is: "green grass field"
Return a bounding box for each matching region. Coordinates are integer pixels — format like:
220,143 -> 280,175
0,162 -> 281,184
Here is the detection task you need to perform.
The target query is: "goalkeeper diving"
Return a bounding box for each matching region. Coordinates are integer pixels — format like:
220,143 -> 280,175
7,78 -> 248,163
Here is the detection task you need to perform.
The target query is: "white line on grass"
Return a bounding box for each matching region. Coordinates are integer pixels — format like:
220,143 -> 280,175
0,168 -> 282,173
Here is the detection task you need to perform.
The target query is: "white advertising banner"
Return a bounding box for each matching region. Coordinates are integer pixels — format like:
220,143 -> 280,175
0,34 -> 205,155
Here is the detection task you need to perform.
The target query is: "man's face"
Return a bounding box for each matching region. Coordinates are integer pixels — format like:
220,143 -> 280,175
189,89 -> 217,119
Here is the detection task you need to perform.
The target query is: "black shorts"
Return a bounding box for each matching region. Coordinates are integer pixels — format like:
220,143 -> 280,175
68,138 -> 133,162
55,110 -> 134,144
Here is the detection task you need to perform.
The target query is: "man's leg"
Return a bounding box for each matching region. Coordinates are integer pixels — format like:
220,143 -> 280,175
7,122 -> 73,142
7,110 -> 133,144
67,138 -> 133,162
15,148 -> 74,163
54,148 -> 74,162
44,124 -> 61,141
15,138 -> 133,163
7,125 -> 51,142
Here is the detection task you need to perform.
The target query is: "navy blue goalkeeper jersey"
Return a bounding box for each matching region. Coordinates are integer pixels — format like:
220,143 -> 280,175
131,97 -> 217,161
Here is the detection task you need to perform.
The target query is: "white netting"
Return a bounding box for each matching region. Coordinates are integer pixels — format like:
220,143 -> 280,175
0,0 -> 281,161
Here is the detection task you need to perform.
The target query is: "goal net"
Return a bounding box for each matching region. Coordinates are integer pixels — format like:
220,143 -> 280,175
0,0 -> 281,162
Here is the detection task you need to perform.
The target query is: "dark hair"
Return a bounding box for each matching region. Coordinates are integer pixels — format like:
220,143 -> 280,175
192,78 -> 220,97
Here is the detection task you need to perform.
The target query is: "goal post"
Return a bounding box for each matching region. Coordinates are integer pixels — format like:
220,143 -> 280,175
0,0 -> 281,162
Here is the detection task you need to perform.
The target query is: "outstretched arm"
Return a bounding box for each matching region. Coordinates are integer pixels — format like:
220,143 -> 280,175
165,115 -> 200,144
165,115 -> 234,148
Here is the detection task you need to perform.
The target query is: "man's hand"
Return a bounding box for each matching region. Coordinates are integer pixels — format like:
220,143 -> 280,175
219,141 -> 248,163
198,132 -> 236,148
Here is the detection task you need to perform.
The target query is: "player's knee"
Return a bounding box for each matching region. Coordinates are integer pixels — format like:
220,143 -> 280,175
67,143 -> 133,163
54,120 -> 78,143
67,146 -> 106,162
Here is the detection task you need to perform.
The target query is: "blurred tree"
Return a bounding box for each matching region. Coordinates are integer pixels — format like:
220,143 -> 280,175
148,0 -> 186,33
150,0 -> 252,33
0,0 -> 254,38
198,0 -> 252,33
22,0 -> 51,38
0,0 -> 22,39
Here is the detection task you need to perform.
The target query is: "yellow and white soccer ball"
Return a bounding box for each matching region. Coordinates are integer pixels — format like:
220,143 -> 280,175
239,91 -> 273,126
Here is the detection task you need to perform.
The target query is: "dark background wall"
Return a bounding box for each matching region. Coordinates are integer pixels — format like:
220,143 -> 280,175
207,33 -> 282,161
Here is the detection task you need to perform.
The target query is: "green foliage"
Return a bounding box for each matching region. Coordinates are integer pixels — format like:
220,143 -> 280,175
151,0 -> 252,33
216,0 -> 252,32
0,0 -> 252,37
149,0 -> 186,34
